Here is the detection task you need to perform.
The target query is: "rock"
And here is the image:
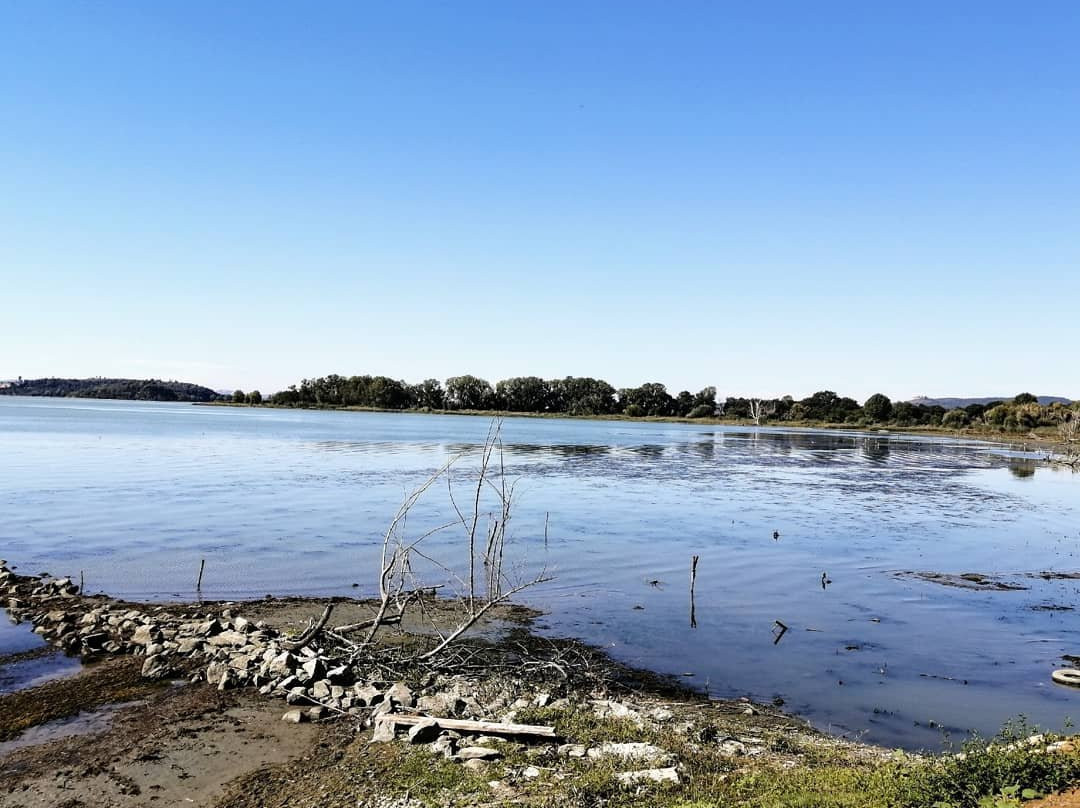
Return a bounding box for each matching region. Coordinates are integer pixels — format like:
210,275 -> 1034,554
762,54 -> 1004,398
177,638 -> 202,654
523,766 -> 541,779
141,654 -> 173,680
286,687 -> 310,705
386,682 -> 415,707
207,630 -> 247,647
270,648 -> 300,674
132,624 -> 159,645
311,680 -> 332,699
353,684 -> 383,707
592,700 -> 643,724
282,709 -> 308,724
307,706 -> 327,721
462,758 -> 489,772
587,742 -> 670,763
234,616 -> 251,632
458,746 -> 503,762
651,708 -> 675,722
719,740 -> 748,757
371,717 -> 396,742
432,734 -> 457,757
326,664 -> 350,684
230,654 -> 255,671
616,767 -> 680,785
417,693 -> 466,717
407,718 -> 442,744
206,660 -> 230,684
297,658 -> 325,683
533,693 -> 551,708
558,744 -> 587,758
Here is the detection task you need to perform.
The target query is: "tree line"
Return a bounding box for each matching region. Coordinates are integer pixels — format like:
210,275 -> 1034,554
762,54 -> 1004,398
0,377 -> 220,402
262,375 -> 1077,432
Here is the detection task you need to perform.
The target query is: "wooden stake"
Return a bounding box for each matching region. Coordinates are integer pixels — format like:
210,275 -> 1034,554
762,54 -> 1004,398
196,558 -> 205,591
690,555 -> 699,629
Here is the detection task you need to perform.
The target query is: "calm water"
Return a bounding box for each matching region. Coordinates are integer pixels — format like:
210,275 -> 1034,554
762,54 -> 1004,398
2,396 -> 1079,749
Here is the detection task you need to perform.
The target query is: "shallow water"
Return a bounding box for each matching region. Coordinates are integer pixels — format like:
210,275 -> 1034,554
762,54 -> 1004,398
1,396 -> 1079,749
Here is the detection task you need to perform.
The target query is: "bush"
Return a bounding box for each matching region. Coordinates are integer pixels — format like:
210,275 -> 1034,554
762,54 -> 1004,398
942,408 -> 970,428
624,404 -> 646,418
863,393 -> 893,422
687,404 -> 715,418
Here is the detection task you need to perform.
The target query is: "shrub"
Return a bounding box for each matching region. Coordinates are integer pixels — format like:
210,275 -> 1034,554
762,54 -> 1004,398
624,404 -> 646,418
687,404 -> 715,418
863,393 -> 893,422
942,408 -> 970,428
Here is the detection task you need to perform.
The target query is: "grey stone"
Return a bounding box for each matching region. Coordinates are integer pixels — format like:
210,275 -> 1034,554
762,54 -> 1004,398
457,746 -> 503,761
407,718 -> 442,744
386,682 -> 415,707
141,654 -> 173,680
371,717 -> 396,742
282,709 -> 307,723
615,767 -> 680,785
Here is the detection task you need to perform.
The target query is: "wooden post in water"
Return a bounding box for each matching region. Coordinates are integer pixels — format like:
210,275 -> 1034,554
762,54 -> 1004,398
690,555 -> 699,628
196,558 -> 205,592
79,570 -> 84,595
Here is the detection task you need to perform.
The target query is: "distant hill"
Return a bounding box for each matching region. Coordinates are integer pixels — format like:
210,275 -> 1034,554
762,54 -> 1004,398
0,377 -> 221,402
910,395 -> 1072,408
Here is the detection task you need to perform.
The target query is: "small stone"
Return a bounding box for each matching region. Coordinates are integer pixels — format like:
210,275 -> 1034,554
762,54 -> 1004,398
268,651 -> 296,677
286,687 -> 310,705
307,706 -> 327,721
311,680 -> 332,699
353,684 -> 382,707
386,682 -> 415,707
282,709 -> 307,724
719,740 -> 748,757
141,654 -> 173,680
458,746 -> 503,761
558,744 -> 587,758
462,758 -> 489,772
523,766 -> 541,779
408,718 -> 442,744
615,767 -> 680,785
371,716 -> 396,742
297,658 -> 325,683
432,734 -> 457,757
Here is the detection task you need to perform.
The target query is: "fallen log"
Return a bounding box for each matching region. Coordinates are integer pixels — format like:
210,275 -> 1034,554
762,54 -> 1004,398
374,713 -> 558,739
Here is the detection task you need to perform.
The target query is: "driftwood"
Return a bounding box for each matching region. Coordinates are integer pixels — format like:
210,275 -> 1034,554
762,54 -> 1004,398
283,603 -> 335,651
375,713 -> 558,738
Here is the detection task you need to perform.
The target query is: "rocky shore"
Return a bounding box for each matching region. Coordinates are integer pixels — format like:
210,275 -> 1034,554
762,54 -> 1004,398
5,558 -> 1080,807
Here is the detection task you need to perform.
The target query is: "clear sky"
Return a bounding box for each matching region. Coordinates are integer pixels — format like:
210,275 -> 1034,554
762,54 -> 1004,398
2,2 -> 1077,401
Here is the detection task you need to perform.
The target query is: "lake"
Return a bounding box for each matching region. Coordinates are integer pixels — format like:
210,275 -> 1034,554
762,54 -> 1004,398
2,395 -> 1079,749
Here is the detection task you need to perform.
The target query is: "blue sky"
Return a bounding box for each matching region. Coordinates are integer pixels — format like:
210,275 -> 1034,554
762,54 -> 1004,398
2,2 -> 1077,400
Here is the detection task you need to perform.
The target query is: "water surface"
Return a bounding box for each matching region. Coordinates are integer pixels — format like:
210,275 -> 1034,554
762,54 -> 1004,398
2,396 -> 1079,749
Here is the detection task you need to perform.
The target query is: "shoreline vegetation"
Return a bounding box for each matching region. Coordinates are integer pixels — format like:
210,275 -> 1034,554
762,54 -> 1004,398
5,375 -> 1078,451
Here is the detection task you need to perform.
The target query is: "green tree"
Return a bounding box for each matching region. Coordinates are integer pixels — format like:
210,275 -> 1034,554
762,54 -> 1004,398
1013,392 -> 1038,405
232,389 -> 246,403
444,375 -> 494,410
863,393 -> 893,422
495,376 -> 551,413
942,408 -> 969,428
247,390 -> 262,405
